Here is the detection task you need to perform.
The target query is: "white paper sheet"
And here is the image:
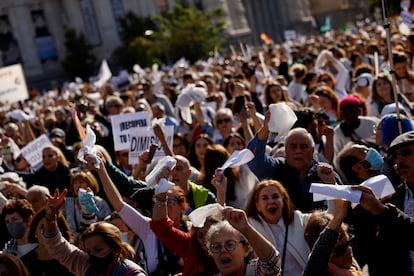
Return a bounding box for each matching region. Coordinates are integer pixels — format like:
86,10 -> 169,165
188,203 -> 224,228
310,174 -> 395,204
220,149 -> 254,171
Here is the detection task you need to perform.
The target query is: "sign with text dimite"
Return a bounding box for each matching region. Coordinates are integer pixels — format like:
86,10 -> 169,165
79,0 -> 101,46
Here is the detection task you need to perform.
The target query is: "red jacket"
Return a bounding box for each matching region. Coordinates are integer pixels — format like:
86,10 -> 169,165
150,217 -> 205,276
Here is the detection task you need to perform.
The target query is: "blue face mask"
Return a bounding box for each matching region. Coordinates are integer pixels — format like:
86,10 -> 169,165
121,232 -> 130,243
364,148 -> 384,170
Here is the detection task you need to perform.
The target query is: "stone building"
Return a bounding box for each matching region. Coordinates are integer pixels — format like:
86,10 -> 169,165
0,0 -> 252,85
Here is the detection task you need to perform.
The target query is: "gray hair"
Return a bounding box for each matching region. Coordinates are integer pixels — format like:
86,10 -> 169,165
205,220 -> 249,255
26,185 -> 50,201
285,127 -> 315,147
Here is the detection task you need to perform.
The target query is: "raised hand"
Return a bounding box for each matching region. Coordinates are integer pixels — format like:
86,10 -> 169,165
316,162 -> 335,184
351,185 -> 386,215
222,206 -> 249,231
45,188 -> 67,218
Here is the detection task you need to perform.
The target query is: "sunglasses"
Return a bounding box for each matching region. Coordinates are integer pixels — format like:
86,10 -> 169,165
392,147 -> 414,159
333,234 -> 354,255
210,239 -> 241,254
217,118 -> 231,125
117,152 -> 129,158
15,156 -> 24,162
317,120 -> 329,126
320,77 -> 332,82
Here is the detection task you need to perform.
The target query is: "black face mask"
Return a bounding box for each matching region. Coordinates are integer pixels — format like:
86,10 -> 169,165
7,221 -> 26,239
89,251 -> 116,273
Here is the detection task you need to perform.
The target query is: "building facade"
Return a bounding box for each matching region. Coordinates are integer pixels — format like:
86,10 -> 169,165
0,0 -> 252,84
244,0 -> 369,44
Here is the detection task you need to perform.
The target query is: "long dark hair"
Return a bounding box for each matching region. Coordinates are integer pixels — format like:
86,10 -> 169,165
197,144 -> 238,202
187,134 -> 214,170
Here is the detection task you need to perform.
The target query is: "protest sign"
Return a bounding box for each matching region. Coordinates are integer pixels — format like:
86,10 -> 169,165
129,125 -> 174,164
0,64 -> 29,104
20,134 -> 52,169
110,112 -> 151,151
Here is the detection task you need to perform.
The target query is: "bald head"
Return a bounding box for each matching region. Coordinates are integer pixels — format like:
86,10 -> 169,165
172,155 -> 192,191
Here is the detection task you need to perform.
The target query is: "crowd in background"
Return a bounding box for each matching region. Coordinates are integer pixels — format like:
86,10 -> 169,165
2,20 -> 414,276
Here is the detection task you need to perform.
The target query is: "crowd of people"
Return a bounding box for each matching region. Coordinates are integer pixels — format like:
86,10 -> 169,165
2,19 -> 414,276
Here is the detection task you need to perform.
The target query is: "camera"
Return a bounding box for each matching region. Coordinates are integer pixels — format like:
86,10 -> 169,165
78,102 -> 89,113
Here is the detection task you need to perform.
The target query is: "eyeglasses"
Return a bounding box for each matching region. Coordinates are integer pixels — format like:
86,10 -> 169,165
320,77 -> 332,82
333,234 -> 354,255
217,118 -> 232,125
110,104 -> 123,108
210,239 -> 241,254
392,147 -> 414,159
167,198 -> 178,206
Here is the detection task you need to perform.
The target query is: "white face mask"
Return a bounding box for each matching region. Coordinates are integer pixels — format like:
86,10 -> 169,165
121,232 -> 130,243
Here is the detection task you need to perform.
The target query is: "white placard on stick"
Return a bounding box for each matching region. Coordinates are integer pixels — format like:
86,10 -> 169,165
128,125 -> 174,164
20,134 -> 52,169
110,111 -> 151,151
0,64 -> 29,104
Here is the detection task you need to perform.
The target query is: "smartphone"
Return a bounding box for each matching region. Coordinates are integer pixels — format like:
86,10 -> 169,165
147,143 -> 158,163
205,95 -> 217,102
233,95 -> 245,114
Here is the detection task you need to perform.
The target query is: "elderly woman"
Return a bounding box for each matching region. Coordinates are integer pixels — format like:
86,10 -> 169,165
206,206 -> 281,276
42,189 -> 146,276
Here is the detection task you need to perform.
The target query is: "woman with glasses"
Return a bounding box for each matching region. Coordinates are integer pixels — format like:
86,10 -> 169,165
303,199 -> 362,276
205,206 -> 281,276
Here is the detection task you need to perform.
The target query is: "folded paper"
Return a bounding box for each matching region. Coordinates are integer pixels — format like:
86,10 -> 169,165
188,203 -> 224,228
310,174 -> 395,205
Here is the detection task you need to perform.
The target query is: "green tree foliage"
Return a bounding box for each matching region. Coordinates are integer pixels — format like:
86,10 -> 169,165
118,12 -> 157,43
113,12 -> 162,69
156,3 -> 226,63
113,36 -> 162,70
61,29 -> 96,80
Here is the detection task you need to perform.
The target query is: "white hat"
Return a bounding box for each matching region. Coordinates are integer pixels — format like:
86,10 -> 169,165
356,73 -> 373,87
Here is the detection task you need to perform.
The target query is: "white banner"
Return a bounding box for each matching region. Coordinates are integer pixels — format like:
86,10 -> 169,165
129,125 -> 174,164
0,64 -> 29,104
20,134 -> 52,169
110,111 -> 151,151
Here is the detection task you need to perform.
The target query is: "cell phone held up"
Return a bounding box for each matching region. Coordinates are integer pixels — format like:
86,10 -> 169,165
233,95 -> 245,114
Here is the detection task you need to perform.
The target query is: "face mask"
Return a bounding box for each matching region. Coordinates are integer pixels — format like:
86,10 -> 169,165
121,232 -> 130,243
89,251 -> 116,273
364,148 -> 384,170
7,221 -> 26,239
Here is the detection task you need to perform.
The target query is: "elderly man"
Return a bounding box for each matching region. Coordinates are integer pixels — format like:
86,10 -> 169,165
131,155 -> 216,214
171,155 -> 216,212
248,115 -> 341,212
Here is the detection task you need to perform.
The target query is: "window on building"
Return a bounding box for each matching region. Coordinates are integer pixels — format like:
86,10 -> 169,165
0,15 -> 22,66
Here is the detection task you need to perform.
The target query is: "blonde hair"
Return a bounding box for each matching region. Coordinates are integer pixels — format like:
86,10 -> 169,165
43,145 -> 69,167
